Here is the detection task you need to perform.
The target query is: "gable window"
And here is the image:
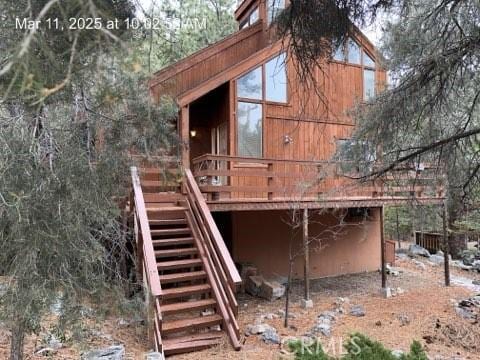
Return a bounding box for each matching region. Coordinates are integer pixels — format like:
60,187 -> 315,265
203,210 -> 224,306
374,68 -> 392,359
266,53 -> 287,102
333,43 -> 345,62
237,66 -> 262,100
347,39 -> 361,65
237,102 -> 263,157
267,0 -> 285,25
363,52 -> 376,68
364,69 -> 375,100
240,6 -> 259,29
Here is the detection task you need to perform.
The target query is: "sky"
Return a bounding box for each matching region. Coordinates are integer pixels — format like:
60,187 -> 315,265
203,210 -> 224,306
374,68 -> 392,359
134,0 -> 384,46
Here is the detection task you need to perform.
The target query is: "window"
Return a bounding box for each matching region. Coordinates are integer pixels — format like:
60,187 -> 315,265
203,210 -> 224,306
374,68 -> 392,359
336,139 -> 376,175
363,52 -> 375,68
333,43 -> 345,62
266,53 -> 287,102
250,7 -> 259,23
237,102 -> 263,157
237,66 -> 262,100
240,6 -> 259,29
364,69 -> 375,100
267,0 -> 285,25
347,39 -> 361,65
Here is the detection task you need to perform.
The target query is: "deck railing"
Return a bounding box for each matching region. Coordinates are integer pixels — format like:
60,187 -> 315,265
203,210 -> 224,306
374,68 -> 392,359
192,154 -> 445,202
184,168 -> 242,350
130,166 -> 163,353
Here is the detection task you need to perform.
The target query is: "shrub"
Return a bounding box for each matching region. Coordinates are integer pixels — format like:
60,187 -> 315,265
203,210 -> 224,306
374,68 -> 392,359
287,334 -> 428,360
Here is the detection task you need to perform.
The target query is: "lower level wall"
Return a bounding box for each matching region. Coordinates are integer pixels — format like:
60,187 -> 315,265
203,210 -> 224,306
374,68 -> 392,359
232,208 -> 381,280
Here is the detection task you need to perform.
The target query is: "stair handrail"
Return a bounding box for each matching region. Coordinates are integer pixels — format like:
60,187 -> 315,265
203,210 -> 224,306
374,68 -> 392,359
130,166 -> 163,297
184,168 -> 242,288
184,168 -> 241,349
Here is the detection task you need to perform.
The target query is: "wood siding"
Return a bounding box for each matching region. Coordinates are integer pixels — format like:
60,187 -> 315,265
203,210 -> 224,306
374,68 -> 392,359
150,22 -> 265,100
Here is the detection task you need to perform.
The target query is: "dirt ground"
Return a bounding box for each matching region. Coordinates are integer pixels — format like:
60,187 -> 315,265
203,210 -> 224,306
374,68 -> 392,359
1,255 -> 479,359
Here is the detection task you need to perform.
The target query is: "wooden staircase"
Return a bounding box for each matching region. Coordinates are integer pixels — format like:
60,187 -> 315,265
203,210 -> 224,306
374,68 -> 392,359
130,167 -> 242,357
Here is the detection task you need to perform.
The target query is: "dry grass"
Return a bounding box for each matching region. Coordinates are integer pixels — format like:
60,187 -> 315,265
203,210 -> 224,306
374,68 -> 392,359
1,256 -> 479,359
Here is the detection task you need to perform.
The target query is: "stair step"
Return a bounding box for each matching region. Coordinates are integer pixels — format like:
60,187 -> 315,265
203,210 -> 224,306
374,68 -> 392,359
155,247 -> 198,258
159,270 -> 207,284
147,206 -> 186,212
147,207 -> 187,220
161,283 -> 211,300
162,298 -> 217,316
162,314 -> 222,335
157,258 -> 202,271
151,228 -> 191,237
152,237 -> 194,247
149,219 -> 187,226
163,332 -> 224,356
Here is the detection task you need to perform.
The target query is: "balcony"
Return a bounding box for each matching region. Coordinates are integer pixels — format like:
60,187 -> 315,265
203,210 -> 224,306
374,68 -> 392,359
192,154 -> 445,211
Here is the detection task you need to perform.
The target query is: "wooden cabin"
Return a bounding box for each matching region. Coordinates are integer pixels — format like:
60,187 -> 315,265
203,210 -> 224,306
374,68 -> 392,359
130,0 -> 445,356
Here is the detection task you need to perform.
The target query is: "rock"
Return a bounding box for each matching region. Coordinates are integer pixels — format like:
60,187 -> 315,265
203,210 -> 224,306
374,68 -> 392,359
386,265 -> 400,276
246,323 -> 273,335
334,297 -> 350,305
452,260 -> 473,271
391,350 -> 405,359
145,352 -> 165,360
276,309 -> 297,319
245,275 -> 264,296
264,313 -> 278,320
300,299 -> 313,309
35,347 -> 57,356
455,306 -> 476,320
381,287 -> 392,298
82,345 -> 125,360
429,254 -> 445,264
239,263 -> 258,292
472,261 -> 480,272
375,320 -> 382,326
318,311 -> 336,322
396,287 -> 405,295
398,313 -> 410,326
313,322 -> 331,337
48,335 -> 63,350
412,259 -> 426,270
262,327 -> 281,344
408,244 -> 431,258
259,280 -> 285,301
350,305 -> 366,317
473,280 -> 480,286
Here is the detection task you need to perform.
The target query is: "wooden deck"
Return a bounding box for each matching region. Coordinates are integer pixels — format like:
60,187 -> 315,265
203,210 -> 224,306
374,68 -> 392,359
192,154 -> 446,211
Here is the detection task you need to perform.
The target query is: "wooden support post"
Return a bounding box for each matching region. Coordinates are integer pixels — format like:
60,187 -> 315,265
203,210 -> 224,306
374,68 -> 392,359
443,202 -> 451,286
303,208 -> 310,301
380,206 -> 387,290
267,162 -> 274,200
180,105 -> 190,170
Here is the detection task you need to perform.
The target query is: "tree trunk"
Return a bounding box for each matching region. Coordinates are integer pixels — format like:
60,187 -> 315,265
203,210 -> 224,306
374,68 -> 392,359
10,322 -> 25,360
395,207 -> 401,249
284,256 -> 293,328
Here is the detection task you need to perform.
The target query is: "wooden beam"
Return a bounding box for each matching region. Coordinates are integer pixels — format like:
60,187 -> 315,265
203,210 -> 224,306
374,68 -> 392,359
303,208 -> 310,301
181,105 -> 190,169
380,206 -> 387,289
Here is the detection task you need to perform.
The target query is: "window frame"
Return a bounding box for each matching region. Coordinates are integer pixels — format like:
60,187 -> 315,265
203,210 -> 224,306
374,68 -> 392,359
239,5 -> 260,29
236,101 -> 264,158
267,0 -> 285,25
330,38 -> 377,101
234,52 -> 289,158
